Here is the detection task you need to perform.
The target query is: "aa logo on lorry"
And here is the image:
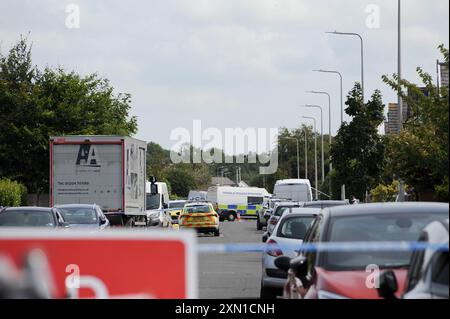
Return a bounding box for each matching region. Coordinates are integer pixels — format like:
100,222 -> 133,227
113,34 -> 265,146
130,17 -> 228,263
76,144 -> 101,167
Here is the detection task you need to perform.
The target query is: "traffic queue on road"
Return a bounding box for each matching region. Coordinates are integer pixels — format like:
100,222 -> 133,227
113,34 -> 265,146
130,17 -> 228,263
0,175 -> 448,300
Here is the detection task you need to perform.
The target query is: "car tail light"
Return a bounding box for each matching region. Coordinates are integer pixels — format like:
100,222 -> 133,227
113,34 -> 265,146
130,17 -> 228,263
266,239 -> 283,257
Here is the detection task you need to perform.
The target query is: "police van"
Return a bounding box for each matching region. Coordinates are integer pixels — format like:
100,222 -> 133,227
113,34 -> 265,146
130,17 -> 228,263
206,186 -> 270,221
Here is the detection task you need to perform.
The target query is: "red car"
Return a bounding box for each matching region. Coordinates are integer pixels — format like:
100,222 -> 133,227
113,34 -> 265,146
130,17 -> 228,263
275,202 -> 449,299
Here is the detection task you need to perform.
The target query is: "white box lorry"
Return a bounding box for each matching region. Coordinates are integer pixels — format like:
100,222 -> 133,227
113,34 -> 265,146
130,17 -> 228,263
50,135 -> 147,226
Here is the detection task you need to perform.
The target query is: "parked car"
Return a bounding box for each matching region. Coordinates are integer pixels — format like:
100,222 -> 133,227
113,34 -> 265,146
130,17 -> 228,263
0,207 -> 69,228
257,197 -> 284,231
378,219 -> 449,299
263,202 -> 303,241
54,204 -> 110,229
179,202 -> 220,236
275,202 -> 449,299
260,208 -> 320,299
147,209 -> 172,228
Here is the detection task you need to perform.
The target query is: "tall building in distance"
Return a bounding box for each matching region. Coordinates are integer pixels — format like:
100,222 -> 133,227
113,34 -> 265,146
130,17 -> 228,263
439,62 -> 449,87
385,60 -> 447,136
385,102 -> 408,135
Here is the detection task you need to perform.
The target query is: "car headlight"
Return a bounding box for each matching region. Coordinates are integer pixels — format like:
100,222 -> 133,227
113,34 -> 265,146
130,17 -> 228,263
148,212 -> 160,219
317,290 -> 349,299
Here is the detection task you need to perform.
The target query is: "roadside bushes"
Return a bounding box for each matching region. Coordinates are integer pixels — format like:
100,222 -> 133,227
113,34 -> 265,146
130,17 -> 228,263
0,178 -> 27,207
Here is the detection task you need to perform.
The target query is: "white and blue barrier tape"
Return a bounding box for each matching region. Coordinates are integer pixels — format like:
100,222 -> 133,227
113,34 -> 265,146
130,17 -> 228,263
197,242 -> 449,254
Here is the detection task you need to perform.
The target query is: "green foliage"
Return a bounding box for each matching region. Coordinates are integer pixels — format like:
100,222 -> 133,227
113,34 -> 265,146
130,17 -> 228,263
382,45 -> 448,200
370,180 -> 406,203
0,36 -> 137,194
330,84 -> 385,200
162,166 -> 197,198
435,176 -> 449,202
0,178 -> 26,207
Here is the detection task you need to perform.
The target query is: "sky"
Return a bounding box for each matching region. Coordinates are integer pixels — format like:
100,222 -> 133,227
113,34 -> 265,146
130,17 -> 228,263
0,0 -> 448,153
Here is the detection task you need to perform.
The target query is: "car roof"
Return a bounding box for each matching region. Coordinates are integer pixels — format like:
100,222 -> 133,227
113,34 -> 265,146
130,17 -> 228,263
325,202 -> 449,218
303,200 -> 349,206
289,208 -> 322,214
169,200 -> 187,203
54,204 -> 96,209
2,206 -> 53,212
185,202 -> 212,207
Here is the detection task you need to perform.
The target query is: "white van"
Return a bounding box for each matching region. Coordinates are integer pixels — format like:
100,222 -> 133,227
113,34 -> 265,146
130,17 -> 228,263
207,186 -> 270,221
273,179 -> 312,203
145,181 -> 169,210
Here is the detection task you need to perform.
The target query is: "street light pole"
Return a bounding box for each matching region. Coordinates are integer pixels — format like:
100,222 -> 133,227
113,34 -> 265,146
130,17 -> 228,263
313,70 -> 343,125
279,137 -> 300,179
398,0 -> 403,131
302,116 -> 318,200
304,129 -> 308,179
303,105 -> 324,184
307,91 -> 332,173
326,31 -> 364,101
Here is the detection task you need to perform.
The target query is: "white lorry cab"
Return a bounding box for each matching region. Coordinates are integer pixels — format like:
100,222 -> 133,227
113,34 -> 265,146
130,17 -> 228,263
273,179 -> 313,203
207,186 -> 270,221
145,181 -> 169,210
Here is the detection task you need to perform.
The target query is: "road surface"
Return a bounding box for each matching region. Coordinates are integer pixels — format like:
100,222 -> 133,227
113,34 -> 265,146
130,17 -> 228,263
198,219 -> 264,299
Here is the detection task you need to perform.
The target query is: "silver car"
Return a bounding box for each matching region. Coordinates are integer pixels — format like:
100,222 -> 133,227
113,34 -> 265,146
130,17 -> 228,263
263,202 -> 303,241
54,204 -> 109,229
260,208 -> 320,299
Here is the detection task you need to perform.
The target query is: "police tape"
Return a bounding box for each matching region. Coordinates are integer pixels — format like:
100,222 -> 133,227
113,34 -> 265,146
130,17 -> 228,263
197,242 -> 449,254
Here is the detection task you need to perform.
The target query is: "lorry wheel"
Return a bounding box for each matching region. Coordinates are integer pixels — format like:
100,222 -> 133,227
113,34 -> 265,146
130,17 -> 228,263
227,212 -> 236,222
125,218 -> 135,227
256,218 -> 262,231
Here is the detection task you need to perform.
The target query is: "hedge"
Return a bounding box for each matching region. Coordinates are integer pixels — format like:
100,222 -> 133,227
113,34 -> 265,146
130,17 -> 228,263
0,178 -> 28,207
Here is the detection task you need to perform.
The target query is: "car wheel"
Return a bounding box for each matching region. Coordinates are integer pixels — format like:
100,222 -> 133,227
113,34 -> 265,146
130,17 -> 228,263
256,218 -> 262,231
260,283 -> 279,299
214,229 -> 220,237
227,212 -> 236,222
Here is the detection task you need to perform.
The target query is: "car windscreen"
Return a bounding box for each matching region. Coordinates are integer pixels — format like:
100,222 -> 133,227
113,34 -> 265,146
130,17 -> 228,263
278,216 -> 316,239
169,202 -> 185,209
58,207 -> 98,224
146,193 -> 161,210
274,206 -> 290,217
184,205 -> 211,214
323,212 -> 448,271
0,210 -> 55,227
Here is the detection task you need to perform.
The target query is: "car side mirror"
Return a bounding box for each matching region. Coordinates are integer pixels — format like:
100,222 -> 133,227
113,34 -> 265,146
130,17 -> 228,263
262,233 -> 269,243
290,255 -> 308,279
377,270 -> 398,299
163,203 -> 168,209
274,256 -> 292,272
100,217 -> 107,225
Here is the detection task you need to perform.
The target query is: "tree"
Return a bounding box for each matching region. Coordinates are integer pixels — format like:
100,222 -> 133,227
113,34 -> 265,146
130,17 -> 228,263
330,84 -> 385,200
382,45 -> 449,201
0,36 -> 137,196
147,142 -> 170,179
163,166 -> 197,198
